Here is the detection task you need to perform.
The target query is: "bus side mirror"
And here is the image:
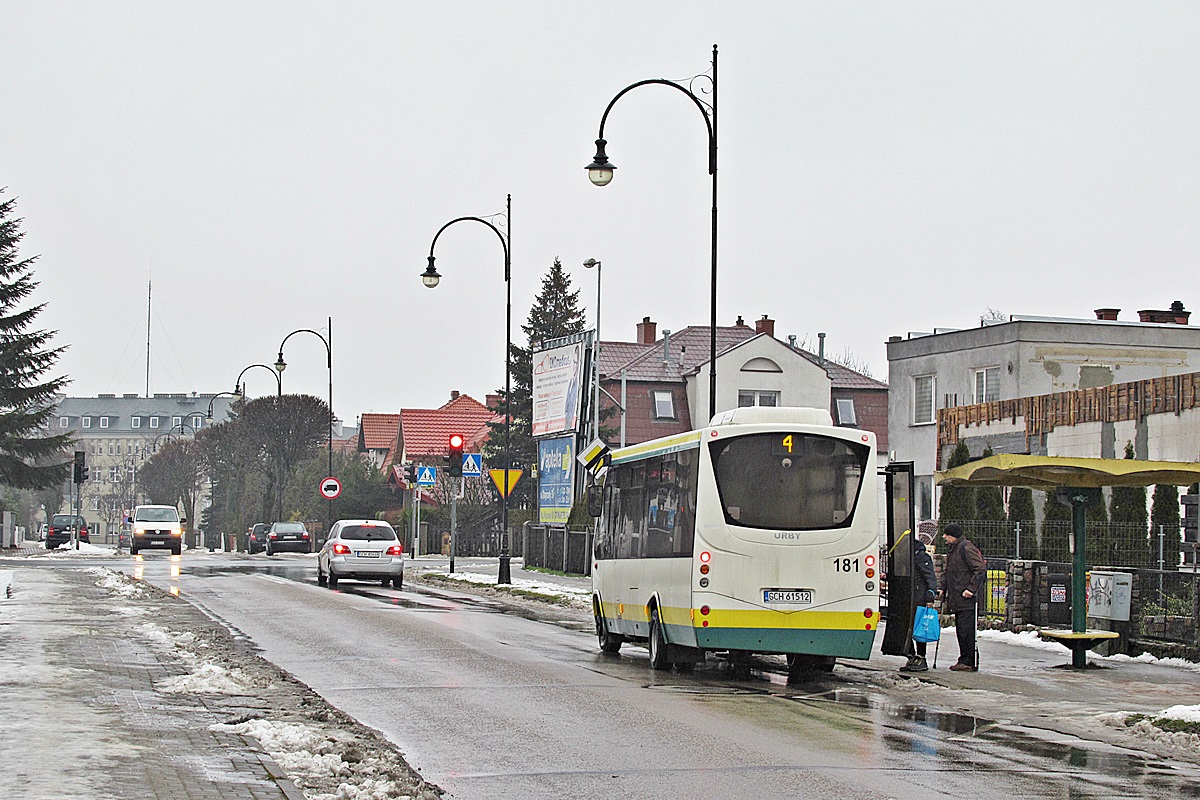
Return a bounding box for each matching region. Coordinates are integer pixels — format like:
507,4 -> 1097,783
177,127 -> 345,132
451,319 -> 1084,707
586,485 -> 604,518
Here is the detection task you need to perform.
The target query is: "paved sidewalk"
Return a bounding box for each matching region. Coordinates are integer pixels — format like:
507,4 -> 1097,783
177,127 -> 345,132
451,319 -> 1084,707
0,564 -> 303,800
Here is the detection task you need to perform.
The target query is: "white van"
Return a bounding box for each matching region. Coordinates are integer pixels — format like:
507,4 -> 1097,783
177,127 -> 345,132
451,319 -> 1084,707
129,505 -> 186,556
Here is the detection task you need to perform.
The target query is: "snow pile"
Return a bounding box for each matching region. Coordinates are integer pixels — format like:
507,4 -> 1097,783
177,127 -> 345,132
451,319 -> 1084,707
1103,708 -> 1200,752
135,621 -> 255,695
1161,704 -> 1200,722
212,719 -> 426,800
160,662 -> 255,695
92,569 -> 149,598
976,629 -> 1067,653
40,541 -> 118,557
1098,651 -> 1200,673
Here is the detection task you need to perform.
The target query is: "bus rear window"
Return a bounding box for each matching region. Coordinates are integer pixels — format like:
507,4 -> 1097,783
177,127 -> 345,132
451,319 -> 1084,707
709,432 -> 869,531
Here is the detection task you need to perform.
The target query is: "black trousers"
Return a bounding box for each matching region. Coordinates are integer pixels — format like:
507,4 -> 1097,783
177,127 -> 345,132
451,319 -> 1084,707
954,605 -> 977,667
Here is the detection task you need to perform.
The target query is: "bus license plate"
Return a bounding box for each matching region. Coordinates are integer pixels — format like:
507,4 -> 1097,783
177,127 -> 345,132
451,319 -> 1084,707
764,589 -> 812,604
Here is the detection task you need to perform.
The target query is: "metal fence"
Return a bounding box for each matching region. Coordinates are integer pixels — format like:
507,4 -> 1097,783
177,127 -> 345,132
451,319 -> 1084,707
938,519 -> 1185,570
522,524 -> 593,576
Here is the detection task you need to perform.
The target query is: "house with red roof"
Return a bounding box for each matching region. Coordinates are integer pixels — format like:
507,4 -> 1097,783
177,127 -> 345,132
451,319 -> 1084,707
595,315 -> 888,453
358,413 -> 401,473
392,391 -> 501,487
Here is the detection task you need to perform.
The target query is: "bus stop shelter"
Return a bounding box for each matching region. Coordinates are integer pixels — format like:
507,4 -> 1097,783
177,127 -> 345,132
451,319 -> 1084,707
935,454 -> 1200,667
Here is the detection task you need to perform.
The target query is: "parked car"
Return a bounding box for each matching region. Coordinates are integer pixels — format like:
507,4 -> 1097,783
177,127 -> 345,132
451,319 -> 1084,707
247,523 -> 268,554
266,521 -> 311,555
317,520 -> 404,589
46,514 -> 88,550
129,505 -> 185,556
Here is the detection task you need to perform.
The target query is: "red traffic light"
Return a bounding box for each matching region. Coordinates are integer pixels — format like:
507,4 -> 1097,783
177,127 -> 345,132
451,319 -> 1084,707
449,434 -> 464,449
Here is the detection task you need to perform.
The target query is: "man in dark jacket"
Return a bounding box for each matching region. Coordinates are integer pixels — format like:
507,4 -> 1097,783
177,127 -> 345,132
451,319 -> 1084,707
901,531 -> 939,672
942,523 -> 987,671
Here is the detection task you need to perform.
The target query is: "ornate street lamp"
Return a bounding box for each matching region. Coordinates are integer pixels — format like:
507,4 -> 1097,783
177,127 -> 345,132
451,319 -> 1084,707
275,321 -> 335,532
423,195 -> 514,584
586,45 -> 720,423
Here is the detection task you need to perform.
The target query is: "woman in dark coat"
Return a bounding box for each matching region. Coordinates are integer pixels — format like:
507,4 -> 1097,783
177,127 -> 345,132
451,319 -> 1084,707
901,532 -> 938,672
942,523 -> 987,671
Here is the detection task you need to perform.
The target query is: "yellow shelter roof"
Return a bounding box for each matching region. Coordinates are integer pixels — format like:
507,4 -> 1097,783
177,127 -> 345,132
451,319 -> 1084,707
935,453 -> 1200,490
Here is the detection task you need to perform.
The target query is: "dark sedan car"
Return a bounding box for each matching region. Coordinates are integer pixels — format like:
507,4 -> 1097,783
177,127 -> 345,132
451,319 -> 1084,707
266,521 -> 311,555
46,514 -> 89,550
247,523 -> 268,554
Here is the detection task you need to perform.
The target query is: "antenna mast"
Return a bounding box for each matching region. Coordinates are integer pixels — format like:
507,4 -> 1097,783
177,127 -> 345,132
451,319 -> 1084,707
145,280 -> 152,398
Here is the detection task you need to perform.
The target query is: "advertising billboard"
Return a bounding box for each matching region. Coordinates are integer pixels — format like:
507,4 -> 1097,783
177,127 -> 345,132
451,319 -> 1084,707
532,340 -> 585,437
538,436 -> 575,525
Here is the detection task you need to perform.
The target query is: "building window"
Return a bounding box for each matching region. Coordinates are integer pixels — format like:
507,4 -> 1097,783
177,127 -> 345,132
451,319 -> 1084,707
99,416 -> 109,429
973,366 -> 1000,404
191,415 -> 202,429
90,497 -> 100,511
107,442 -> 114,455
59,416 -> 69,428
913,375 -> 935,425
834,397 -> 857,426
132,417 -> 141,429
150,416 -> 159,429
172,416 -> 182,429
738,390 -> 780,408
652,390 -> 676,420
82,417 -> 91,429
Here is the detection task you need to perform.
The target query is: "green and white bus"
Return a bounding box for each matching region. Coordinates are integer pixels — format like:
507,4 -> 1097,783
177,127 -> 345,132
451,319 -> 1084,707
590,406 -> 879,677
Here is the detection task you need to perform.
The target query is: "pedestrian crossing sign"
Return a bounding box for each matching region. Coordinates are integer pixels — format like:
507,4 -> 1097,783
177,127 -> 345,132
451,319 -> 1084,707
417,466 -> 436,486
462,453 -> 483,477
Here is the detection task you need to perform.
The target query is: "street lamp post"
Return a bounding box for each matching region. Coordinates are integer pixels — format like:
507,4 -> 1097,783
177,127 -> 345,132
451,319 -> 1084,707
205,390 -> 240,422
583,258 -> 602,443
586,44 -> 720,423
274,321 -> 334,534
422,194 -> 514,585
235,363 -> 283,398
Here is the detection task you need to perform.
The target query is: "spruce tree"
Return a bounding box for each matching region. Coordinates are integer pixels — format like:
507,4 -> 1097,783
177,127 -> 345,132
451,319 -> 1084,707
0,190 -> 71,489
1039,489 -> 1072,563
482,258 -> 585,509
1007,487 -> 1035,559
1150,484 -> 1180,570
1109,441 -> 1149,567
974,446 -> 1008,555
936,440 -> 974,527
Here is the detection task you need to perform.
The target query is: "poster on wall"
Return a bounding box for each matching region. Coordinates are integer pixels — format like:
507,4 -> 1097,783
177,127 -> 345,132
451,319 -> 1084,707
538,436 -> 575,525
532,340 -> 585,437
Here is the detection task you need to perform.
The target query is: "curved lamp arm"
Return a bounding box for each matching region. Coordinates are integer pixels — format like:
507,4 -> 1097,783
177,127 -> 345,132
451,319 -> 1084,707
236,363 -> 283,397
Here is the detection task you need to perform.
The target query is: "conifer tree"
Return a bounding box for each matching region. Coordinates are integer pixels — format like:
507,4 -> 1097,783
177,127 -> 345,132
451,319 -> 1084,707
0,190 -> 71,489
1007,487 -> 1035,558
482,258 -> 585,509
1109,441 -> 1149,566
1038,489 -> 1072,563
1150,484 -> 1180,570
973,446 -> 1008,555
937,441 -> 974,526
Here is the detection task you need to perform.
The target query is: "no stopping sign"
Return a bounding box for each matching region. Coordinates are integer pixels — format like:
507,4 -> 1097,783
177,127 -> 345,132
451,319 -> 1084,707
320,477 -> 342,499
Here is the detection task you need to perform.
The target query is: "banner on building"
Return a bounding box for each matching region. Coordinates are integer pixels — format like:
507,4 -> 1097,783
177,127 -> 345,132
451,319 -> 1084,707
538,436 -> 575,525
532,339 -> 586,437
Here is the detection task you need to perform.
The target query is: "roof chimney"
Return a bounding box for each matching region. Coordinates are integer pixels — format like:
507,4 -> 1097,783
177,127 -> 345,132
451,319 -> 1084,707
1172,300 -> 1191,325
485,393 -> 500,409
450,390 -> 460,401
734,315 -> 749,328
754,315 -> 775,338
636,316 -> 657,344
662,330 -> 672,364
818,332 -> 826,366
1094,308 -> 1120,321
1138,302 -> 1190,324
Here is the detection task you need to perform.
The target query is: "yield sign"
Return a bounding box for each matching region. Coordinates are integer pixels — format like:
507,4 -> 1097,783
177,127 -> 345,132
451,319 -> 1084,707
489,469 -> 523,498
320,477 -> 342,499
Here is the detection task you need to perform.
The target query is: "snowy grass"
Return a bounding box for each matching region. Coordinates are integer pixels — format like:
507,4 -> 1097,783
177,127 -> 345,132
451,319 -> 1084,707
979,628 -> 1200,672
418,568 -> 591,608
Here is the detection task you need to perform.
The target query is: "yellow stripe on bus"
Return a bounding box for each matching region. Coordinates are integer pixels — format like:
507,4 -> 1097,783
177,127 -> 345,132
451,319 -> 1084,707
611,430 -> 703,464
601,602 -> 877,631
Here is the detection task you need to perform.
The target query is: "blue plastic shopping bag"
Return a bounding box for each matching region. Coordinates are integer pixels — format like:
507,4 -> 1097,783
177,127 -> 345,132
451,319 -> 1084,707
912,605 -> 941,643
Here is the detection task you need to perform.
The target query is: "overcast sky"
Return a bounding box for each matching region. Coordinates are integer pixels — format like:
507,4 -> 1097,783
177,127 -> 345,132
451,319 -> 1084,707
3,3 -> 1198,426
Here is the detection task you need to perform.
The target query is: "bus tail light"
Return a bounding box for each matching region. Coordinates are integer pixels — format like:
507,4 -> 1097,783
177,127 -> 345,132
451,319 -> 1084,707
699,551 -> 711,563
700,605 -> 710,615
865,554 -> 876,568
865,568 -> 875,578
699,564 -> 709,575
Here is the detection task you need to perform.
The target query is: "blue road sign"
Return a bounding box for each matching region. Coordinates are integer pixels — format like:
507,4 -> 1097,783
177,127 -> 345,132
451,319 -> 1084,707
462,453 -> 483,477
416,466 -> 437,486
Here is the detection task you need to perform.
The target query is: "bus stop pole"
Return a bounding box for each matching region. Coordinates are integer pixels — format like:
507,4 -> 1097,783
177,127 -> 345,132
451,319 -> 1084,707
1071,498 -> 1088,666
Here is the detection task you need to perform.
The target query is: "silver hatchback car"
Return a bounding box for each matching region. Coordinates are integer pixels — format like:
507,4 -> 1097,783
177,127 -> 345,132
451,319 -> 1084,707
317,519 -> 404,589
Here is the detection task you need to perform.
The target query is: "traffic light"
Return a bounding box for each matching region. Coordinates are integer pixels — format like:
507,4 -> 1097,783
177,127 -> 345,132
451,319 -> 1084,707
72,451 -> 87,484
403,462 -> 416,484
448,434 -> 464,477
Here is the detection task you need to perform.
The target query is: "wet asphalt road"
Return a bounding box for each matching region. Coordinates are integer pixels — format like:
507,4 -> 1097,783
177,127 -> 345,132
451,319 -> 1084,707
115,551 -> 1200,800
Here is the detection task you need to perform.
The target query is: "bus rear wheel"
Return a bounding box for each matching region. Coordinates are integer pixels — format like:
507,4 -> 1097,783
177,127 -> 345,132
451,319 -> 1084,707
786,654 -> 836,680
648,608 -> 672,671
596,614 -> 623,654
